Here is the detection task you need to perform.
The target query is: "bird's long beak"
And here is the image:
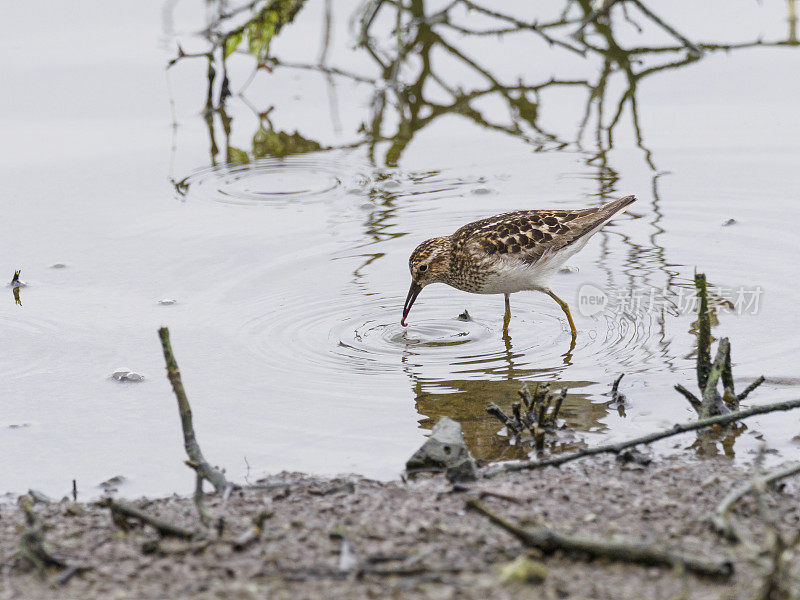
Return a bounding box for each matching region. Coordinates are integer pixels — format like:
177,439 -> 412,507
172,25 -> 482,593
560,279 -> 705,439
401,282 -> 422,327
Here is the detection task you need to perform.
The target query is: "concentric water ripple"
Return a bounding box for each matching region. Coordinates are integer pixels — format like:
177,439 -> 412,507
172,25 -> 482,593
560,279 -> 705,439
241,292 -> 502,377
176,155 -> 373,206
235,283 -> 672,389
176,153 -> 491,210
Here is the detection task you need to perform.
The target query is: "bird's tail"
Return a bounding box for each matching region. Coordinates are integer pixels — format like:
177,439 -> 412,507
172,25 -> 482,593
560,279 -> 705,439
580,195 -> 637,229
599,194 -> 637,218
554,195 -> 636,253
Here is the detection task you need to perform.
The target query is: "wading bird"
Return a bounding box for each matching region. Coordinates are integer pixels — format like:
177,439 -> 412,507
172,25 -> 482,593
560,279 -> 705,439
401,195 -> 636,336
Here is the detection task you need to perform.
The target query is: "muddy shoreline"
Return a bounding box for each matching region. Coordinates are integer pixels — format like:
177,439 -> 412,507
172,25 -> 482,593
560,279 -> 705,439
3,453 -> 799,599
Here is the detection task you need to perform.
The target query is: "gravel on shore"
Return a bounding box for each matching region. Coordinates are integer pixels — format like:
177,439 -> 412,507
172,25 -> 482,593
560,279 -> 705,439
2,453 -> 800,600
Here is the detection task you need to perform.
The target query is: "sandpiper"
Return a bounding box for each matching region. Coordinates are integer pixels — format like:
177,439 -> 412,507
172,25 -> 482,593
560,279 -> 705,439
401,195 -> 636,335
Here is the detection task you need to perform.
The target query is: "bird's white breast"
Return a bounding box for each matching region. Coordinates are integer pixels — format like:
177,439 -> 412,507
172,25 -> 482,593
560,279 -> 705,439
477,239 -> 588,295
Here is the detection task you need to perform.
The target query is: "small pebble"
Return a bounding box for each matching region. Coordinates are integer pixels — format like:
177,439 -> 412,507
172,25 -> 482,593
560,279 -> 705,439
158,298 -> 177,305
112,369 -> 145,382
722,218 -> 737,226
50,263 -> 68,269
471,187 -> 492,195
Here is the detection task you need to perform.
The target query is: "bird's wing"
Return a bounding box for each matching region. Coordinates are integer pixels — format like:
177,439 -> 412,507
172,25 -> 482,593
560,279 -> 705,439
452,209 -> 592,264
453,197 -> 635,265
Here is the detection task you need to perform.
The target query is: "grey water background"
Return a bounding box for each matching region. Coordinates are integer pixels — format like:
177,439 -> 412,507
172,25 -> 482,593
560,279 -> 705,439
1,0 -> 799,497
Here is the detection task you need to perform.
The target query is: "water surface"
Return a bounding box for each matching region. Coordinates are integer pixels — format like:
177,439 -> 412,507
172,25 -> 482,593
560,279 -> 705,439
1,0 -> 799,497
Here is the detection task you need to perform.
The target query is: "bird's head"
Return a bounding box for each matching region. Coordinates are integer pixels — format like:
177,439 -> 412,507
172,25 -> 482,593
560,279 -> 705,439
401,236 -> 450,327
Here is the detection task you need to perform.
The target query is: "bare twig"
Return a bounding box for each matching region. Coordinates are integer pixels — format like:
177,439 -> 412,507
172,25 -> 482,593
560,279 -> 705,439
102,499 -> 199,540
610,373 -> 625,403
467,499 -> 731,578
487,396 -> 800,476
194,473 -> 213,528
710,461 -> 800,542
486,403 -> 521,436
233,507 -> 273,550
737,376 -> 765,402
674,384 -> 701,408
700,338 -> 731,417
517,383 -> 533,408
550,388 -> 566,424
458,0 -> 587,55
488,382 -> 567,448
158,327 -> 230,493
721,340 -> 736,404
270,58 -> 376,83
695,273 -> 711,390
477,489 -> 523,504
628,0 -> 702,54
17,496 -> 68,573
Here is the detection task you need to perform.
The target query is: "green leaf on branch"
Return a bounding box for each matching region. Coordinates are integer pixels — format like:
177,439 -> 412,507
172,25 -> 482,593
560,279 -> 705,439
224,31 -> 243,59
510,94 -> 539,126
245,0 -> 305,61
227,146 -> 250,164
252,125 -> 321,158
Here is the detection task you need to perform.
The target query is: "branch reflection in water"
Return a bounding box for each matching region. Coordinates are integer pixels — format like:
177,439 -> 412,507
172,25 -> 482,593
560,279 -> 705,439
165,0 -> 798,462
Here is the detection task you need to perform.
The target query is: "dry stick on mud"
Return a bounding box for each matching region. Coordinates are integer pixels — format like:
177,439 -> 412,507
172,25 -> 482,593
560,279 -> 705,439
158,327 -> 230,493
102,498 -> 198,540
17,495 -> 69,572
233,508 -> 273,550
710,461 -> 800,542
487,396 -> 800,476
466,499 -> 732,578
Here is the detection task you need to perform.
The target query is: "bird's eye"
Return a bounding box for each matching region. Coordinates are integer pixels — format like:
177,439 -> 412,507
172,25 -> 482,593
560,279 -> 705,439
419,264 -> 428,273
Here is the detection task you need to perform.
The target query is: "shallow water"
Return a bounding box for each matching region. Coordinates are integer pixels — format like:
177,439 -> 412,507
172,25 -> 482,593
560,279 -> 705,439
1,1 -> 799,497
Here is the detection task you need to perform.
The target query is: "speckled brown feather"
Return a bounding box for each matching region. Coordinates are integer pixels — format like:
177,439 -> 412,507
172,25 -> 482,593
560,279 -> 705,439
453,196 -> 635,264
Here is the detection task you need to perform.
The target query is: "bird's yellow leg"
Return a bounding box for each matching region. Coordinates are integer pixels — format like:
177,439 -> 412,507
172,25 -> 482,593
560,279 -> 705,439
546,289 -> 577,337
503,293 -> 511,333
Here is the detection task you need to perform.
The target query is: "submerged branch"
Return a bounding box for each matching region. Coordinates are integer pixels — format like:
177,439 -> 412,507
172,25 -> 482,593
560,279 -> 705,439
674,384 -> 701,408
486,403 -> 521,436
487,397 -> 800,476
700,337 -> 730,417
695,273 -> 711,390
737,376 -> 765,402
